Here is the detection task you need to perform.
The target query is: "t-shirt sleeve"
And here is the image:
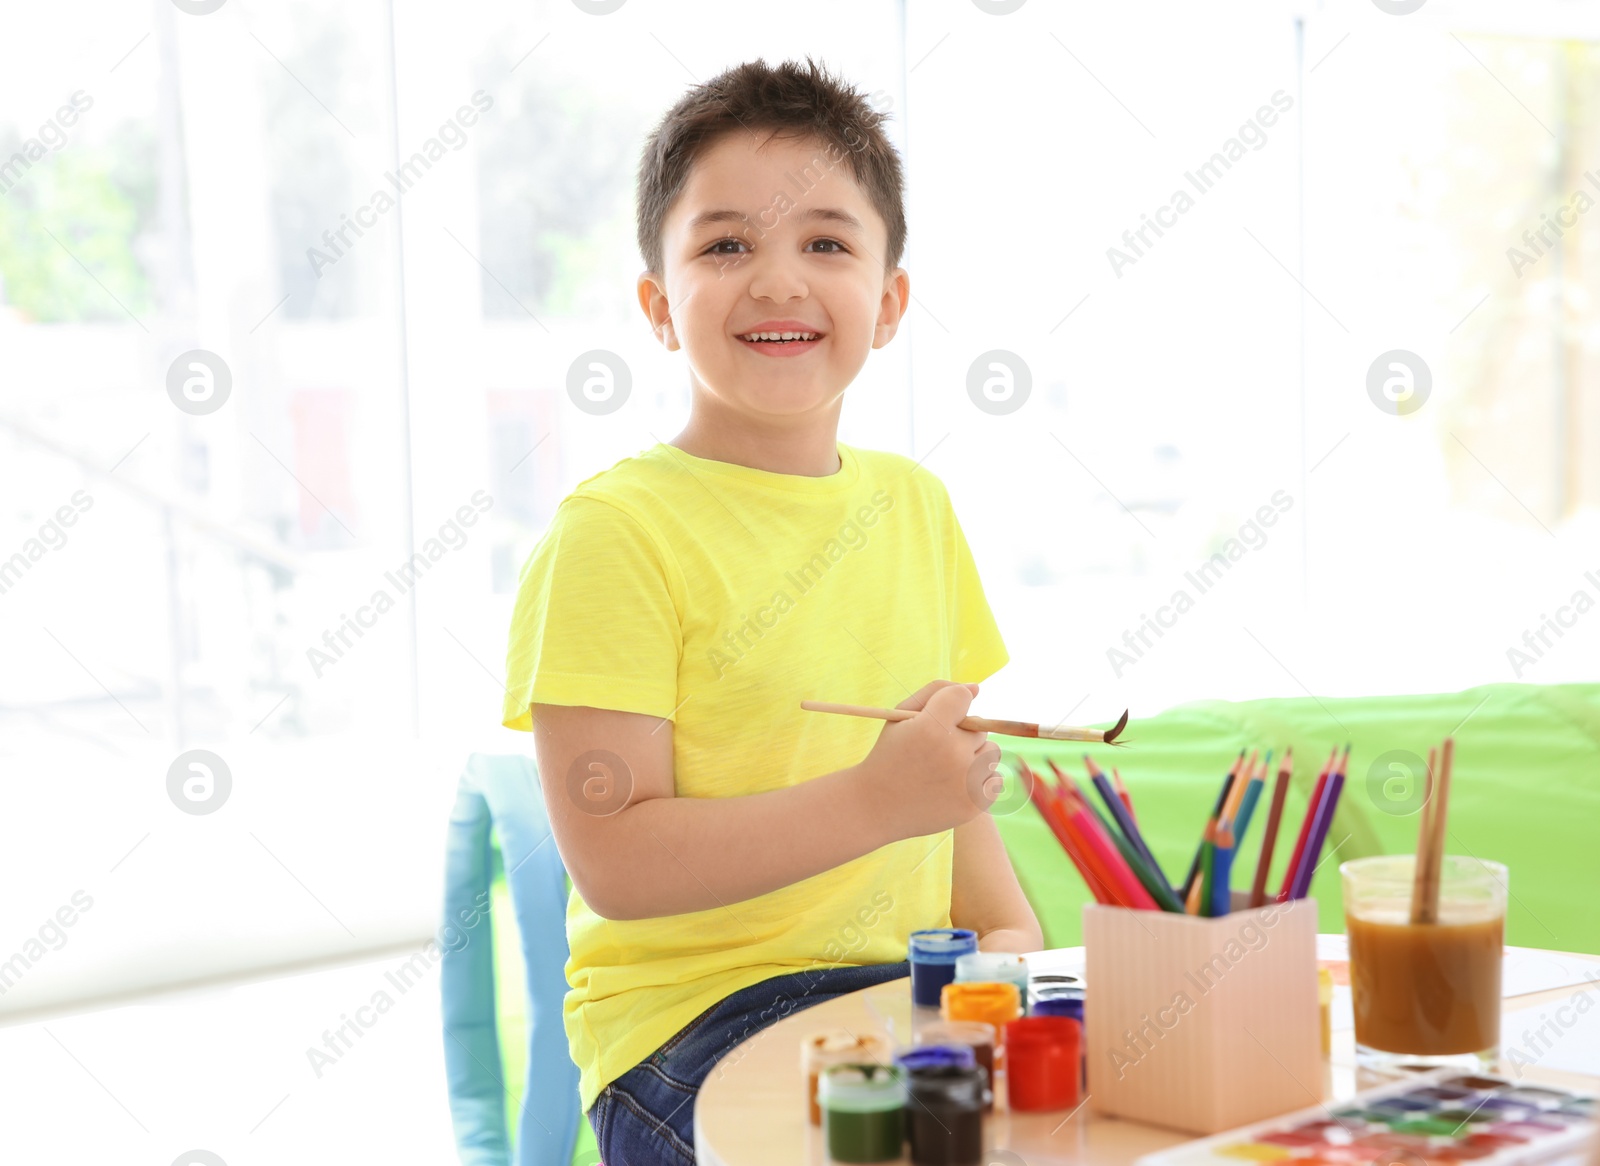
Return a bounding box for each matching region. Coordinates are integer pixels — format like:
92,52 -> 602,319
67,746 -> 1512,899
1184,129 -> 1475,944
945,494 -> 1010,684
500,495 -> 683,732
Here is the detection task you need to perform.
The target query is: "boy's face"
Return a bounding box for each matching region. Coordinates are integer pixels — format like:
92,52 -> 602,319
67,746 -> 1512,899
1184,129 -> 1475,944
639,130 -> 909,422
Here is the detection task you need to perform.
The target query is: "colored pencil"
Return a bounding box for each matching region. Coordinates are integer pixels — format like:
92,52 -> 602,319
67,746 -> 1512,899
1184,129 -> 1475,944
1057,781 -> 1160,910
1060,765 -> 1177,910
1211,825 -> 1237,917
1249,750 -> 1293,908
1042,764 -> 1138,908
1023,762 -> 1114,905
1094,798 -> 1187,913
1021,763 -> 1098,896
1231,751 -> 1269,845
1182,751 -> 1246,898
1198,823 -> 1217,917
1084,755 -> 1167,889
1026,739 -> 1367,917
1277,747 -> 1337,903
1288,746 -> 1349,900
1111,768 -> 1136,823
1219,749 -> 1258,829
800,701 -> 1130,743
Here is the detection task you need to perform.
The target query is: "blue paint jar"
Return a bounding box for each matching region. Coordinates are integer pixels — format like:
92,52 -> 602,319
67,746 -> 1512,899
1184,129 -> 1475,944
1029,987 -> 1084,1023
908,929 -> 977,1008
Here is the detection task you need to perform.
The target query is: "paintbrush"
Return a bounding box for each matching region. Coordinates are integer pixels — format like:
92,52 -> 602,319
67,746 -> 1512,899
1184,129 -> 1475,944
1410,737 -> 1455,925
800,701 -> 1130,744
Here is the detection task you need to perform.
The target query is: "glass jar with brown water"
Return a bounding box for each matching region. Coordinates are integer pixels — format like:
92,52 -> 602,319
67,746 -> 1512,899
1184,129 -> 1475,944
1341,855 -> 1507,1070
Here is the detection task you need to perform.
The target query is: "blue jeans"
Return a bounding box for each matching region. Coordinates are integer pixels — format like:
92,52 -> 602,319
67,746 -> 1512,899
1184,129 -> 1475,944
585,961 -> 910,1165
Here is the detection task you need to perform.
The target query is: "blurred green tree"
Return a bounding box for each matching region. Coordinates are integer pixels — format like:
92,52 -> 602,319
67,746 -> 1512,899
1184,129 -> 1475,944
0,125 -> 155,322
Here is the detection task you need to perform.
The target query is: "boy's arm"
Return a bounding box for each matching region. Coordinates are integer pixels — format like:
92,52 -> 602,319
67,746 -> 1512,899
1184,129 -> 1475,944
529,703 -> 894,920
529,680 -> 998,921
950,812 -> 1044,954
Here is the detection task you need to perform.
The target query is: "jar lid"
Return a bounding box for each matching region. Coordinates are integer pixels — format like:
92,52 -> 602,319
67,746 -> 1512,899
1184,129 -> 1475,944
1004,1015 -> 1082,1049
941,980 -> 1021,1020
801,1029 -> 893,1069
1030,973 -> 1081,985
914,1020 -> 996,1048
1028,995 -> 1084,1021
954,952 -> 1028,983
818,1063 -> 907,1113
908,928 -> 978,961
894,1044 -> 976,1074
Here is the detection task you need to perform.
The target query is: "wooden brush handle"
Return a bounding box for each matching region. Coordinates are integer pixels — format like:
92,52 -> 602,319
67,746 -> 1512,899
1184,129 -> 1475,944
799,701 -> 1113,742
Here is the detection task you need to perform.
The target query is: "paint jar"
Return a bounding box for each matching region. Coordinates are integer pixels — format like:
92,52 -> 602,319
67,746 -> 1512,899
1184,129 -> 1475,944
802,1029 -> 894,1126
905,1063 -> 988,1166
1028,987 -> 1084,1022
1004,1016 -> 1082,1112
819,1062 -> 906,1164
914,1021 -> 996,1113
954,951 -> 1030,1010
895,1044 -> 976,1075
1318,966 -> 1334,1056
940,981 -> 1021,1076
1031,973 -> 1081,988
909,929 -> 978,1008
1027,989 -> 1086,1093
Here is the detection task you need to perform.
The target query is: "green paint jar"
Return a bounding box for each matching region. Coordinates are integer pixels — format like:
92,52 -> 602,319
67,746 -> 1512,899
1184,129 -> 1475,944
819,1062 -> 906,1163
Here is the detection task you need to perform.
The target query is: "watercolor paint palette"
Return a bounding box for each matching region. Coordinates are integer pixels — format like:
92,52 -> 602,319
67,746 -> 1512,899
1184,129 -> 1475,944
1136,1069 -> 1598,1166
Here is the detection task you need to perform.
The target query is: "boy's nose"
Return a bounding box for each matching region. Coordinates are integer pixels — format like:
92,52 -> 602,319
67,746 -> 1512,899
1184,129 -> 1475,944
745,255 -> 808,302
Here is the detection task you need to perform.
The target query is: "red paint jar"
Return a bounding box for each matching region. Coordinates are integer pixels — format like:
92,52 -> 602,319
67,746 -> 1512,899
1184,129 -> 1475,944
1003,1016 -> 1081,1112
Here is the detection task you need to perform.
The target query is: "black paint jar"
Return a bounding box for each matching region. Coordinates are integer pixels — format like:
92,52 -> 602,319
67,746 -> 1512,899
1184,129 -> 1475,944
905,1063 -> 987,1166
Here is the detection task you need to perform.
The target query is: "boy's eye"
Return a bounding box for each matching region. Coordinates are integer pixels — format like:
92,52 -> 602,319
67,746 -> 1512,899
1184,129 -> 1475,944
702,236 -> 848,257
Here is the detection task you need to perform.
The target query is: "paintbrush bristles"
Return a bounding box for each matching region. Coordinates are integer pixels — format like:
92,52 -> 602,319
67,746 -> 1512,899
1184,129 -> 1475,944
1037,707 -> 1130,743
1103,709 -> 1130,742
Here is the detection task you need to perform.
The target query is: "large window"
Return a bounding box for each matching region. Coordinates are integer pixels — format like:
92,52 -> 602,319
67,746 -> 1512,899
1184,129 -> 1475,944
2,0 -> 1595,1020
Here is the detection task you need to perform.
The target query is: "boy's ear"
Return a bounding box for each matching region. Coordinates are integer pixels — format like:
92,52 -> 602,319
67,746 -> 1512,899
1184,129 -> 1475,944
872,266 -> 911,350
637,271 -> 680,351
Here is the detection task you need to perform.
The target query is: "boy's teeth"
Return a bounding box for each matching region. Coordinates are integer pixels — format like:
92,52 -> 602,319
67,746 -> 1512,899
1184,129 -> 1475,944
742,331 -> 818,341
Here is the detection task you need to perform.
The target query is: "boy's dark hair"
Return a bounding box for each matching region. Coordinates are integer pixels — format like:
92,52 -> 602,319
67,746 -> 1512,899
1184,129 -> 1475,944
636,57 -> 906,275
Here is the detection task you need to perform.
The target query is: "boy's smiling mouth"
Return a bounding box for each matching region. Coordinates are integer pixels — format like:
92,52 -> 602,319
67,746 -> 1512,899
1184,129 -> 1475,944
733,320 -> 825,356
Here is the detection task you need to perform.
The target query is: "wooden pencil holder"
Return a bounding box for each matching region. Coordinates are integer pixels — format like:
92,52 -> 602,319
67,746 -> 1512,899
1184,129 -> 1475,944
1082,893 -> 1321,1135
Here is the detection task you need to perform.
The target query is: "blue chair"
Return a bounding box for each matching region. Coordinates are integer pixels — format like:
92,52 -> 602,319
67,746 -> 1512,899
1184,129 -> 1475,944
441,752 -> 599,1166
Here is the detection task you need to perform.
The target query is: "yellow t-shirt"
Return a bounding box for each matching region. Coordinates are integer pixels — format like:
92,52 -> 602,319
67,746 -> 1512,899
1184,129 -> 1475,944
500,440 -> 1009,1112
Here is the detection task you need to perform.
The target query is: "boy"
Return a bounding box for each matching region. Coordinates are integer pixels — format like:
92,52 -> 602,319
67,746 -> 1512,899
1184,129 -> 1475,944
501,56 -> 1042,1164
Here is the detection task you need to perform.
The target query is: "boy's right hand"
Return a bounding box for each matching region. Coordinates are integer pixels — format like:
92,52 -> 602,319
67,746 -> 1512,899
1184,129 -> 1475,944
853,679 -> 1004,840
